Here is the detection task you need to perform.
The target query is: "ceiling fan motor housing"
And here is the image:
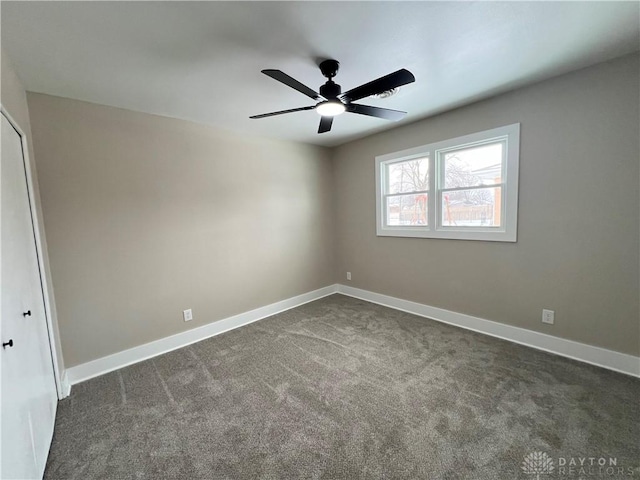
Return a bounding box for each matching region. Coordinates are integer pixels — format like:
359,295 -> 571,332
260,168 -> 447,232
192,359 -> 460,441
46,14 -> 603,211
320,81 -> 341,100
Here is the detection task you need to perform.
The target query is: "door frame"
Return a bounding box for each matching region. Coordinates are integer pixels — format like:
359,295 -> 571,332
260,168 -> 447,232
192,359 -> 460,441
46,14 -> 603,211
1,104 -> 66,399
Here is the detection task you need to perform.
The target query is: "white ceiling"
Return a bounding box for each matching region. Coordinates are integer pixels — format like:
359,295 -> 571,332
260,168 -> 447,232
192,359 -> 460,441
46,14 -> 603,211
2,2 -> 639,147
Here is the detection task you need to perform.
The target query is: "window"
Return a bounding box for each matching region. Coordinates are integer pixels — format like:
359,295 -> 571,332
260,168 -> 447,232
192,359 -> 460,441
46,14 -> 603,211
376,124 -> 520,242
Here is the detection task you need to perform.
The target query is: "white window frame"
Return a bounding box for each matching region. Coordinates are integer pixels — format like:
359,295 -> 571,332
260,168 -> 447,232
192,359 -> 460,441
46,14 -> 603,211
375,123 -> 520,242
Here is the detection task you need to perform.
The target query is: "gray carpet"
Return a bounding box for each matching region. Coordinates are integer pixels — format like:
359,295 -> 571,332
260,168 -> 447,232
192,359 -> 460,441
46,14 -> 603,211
45,294 -> 640,479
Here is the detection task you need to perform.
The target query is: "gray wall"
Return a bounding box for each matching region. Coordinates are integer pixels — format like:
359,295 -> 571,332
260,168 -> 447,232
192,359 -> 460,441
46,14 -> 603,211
1,50 -> 65,374
27,94 -> 335,367
333,54 -> 640,356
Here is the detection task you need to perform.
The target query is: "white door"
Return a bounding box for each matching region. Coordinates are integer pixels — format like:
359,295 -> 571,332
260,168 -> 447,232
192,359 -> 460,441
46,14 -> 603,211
1,113 -> 57,479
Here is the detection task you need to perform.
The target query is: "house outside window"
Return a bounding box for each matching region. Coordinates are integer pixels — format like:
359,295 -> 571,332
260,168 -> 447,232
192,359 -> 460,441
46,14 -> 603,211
375,124 -> 520,242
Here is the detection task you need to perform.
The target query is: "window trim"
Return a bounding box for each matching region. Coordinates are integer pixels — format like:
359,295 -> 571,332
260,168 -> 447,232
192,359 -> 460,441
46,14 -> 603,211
375,123 -> 520,242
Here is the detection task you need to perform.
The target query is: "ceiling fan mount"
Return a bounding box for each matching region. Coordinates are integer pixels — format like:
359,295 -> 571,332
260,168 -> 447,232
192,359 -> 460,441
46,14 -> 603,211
319,59 -> 340,80
250,59 -> 415,134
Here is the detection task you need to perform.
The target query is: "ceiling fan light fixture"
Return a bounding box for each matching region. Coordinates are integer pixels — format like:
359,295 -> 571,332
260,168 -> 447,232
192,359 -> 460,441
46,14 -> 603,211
316,101 -> 346,117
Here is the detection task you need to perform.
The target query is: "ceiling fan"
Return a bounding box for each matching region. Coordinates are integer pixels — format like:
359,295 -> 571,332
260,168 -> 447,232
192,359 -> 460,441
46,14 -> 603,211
250,60 -> 415,134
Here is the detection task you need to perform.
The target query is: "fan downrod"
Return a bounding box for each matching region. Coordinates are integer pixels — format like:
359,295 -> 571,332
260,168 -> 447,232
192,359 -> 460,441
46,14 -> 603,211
319,59 -> 340,79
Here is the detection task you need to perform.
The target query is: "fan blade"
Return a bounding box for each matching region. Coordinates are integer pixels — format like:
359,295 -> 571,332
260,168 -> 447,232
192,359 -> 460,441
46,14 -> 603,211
262,70 -> 323,101
250,106 -> 315,119
346,104 -> 406,121
318,116 -> 333,134
341,69 -> 415,102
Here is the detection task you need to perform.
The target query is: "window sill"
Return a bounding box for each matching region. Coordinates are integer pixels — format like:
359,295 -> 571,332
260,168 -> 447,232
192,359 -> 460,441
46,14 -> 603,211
376,227 -> 517,242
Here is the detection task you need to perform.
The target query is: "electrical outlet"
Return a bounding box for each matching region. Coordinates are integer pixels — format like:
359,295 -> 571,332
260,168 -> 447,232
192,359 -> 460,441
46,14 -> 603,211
183,309 -> 193,322
542,309 -> 554,325
346,272 -> 352,281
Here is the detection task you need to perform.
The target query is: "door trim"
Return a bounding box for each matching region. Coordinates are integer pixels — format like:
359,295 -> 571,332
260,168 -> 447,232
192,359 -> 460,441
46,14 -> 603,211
1,104 -> 66,399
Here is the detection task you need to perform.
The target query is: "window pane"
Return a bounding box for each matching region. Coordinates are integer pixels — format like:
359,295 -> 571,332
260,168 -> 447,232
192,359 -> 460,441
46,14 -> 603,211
441,187 -> 501,227
386,157 -> 429,194
443,143 -> 503,189
386,193 -> 428,226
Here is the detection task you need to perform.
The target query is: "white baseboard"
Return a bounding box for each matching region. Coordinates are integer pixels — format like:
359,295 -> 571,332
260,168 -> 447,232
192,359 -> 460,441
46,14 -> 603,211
65,285 -> 339,387
64,282 -> 639,390
337,285 -> 640,378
